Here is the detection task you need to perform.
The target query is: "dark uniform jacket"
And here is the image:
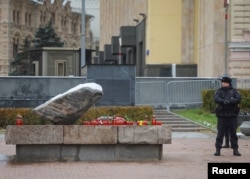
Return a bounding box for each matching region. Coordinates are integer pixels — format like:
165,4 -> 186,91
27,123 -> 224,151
214,86 -> 241,117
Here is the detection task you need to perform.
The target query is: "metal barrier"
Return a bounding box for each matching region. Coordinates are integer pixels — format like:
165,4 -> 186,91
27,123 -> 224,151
166,80 -> 221,110
135,79 -> 221,110
237,79 -> 250,89
135,81 -> 167,108
2,76 -> 248,109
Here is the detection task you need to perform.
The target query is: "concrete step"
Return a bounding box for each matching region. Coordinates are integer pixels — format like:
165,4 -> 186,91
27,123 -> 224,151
162,121 -> 196,124
171,127 -> 209,132
169,124 -> 204,128
156,117 -> 189,121
154,110 -> 209,132
155,116 -> 181,120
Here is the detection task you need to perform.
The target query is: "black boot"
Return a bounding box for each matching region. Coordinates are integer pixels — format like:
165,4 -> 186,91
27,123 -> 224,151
233,149 -> 241,156
214,149 -> 220,156
222,143 -> 230,148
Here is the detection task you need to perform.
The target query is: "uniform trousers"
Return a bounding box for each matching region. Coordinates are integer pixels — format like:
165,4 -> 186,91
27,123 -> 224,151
215,117 -> 238,149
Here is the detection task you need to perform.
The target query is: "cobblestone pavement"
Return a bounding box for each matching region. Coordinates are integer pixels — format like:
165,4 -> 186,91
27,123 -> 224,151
0,131 -> 249,179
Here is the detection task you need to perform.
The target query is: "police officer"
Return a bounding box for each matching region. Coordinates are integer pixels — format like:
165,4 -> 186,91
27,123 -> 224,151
214,76 -> 241,156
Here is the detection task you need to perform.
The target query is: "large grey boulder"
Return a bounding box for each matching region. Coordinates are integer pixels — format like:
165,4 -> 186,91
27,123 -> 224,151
33,83 -> 103,125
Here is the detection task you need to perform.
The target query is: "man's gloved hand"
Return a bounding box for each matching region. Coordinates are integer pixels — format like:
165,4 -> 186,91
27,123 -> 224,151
224,100 -> 230,104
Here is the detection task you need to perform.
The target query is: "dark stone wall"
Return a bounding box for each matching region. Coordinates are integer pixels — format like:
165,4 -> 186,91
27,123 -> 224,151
0,65 -> 135,108
0,77 -> 86,108
87,65 -> 136,106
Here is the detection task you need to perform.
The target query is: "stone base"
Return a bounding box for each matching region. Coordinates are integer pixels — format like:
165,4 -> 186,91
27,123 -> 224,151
5,125 -> 171,162
16,144 -> 163,162
240,121 -> 250,136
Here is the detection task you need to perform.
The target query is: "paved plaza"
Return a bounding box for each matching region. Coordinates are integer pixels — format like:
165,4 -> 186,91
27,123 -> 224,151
0,130 -> 249,179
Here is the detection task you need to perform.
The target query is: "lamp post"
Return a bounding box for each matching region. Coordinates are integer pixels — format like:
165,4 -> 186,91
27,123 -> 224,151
81,0 -> 86,68
224,0 -> 230,76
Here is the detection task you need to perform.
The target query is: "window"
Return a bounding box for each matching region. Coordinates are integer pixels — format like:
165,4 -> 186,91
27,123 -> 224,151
25,13 -> 28,25
25,13 -> 31,26
13,10 -> 20,23
29,13 -> 31,26
51,13 -> 55,25
32,61 -> 39,76
40,11 -> 46,23
17,11 -> 19,24
55,60 -> 66,76
72,22 -> 77,34
40,12 -> 42,22
13,38 -> 19,57
64,17 -> 67,26
13,10 -> 15,22
43,12 -> 46,23
61,16 -> 64,27
61,16 -> 67,27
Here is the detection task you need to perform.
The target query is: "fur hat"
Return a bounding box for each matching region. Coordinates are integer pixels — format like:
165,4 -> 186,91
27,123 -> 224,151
221,76 -> 232,84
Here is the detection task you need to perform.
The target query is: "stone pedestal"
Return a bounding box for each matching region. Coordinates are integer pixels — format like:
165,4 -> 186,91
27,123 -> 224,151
240,121 -> 250,136
5,125 -> 171,162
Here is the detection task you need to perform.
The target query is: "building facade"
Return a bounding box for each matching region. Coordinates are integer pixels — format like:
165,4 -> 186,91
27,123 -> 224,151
98,0 -> 250,86
0,0 -> 93,76
1,0 -> 250,85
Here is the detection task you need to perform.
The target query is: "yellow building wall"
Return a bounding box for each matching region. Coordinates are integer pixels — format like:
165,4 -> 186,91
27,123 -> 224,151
194,0 -> 199,64
146,0 -> 182,64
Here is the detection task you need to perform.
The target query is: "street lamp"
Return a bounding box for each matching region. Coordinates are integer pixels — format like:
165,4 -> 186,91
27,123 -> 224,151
81,0 -> 86,68
224,0 -> 230,76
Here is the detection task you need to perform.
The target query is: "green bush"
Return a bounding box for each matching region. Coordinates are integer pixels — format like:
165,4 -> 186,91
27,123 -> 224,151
0,108 -> 46,128
202,89 -> 250,113
0,106 -> 153,128
202,90 -> 216,113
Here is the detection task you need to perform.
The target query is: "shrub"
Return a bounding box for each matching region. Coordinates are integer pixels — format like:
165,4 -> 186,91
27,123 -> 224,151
0,106 -> 153,128
0,108 -> 46,128
202,89 -> 250,113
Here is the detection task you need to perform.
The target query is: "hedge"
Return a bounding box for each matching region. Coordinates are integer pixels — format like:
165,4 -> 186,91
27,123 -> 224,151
202,89 -> 250,113
0,106 -> 153,128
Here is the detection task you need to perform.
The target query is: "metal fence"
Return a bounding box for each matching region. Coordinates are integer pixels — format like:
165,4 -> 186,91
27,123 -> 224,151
135,79 -> 221,110
1,76 -> 248,109
165,80 -> 221,110
135,81 -> 167,108
237,79 -> 250,89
